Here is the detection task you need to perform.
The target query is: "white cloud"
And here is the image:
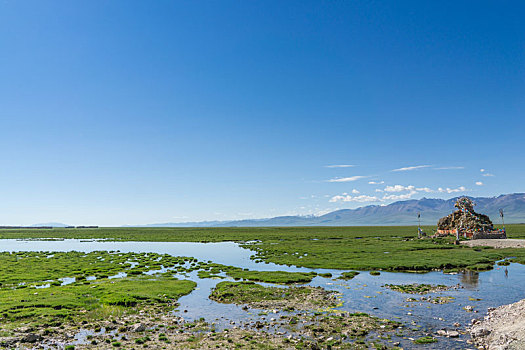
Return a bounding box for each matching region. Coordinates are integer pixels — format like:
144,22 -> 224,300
475,181 -> 484,186
482,173 -> 495,177
325,164 -> 355,168
375,189 -> 383,192
434,166 -> 465,170
384,185 -> 415,192
329,194 -> 381,203
416,187 -> 434,193
391,165 -> 431,172
382,191 -> 417,200
438,186 -> 467,193
327,176 -> 367,183
368,181 -> 385,185
480,169 -> 485,172
381,184 -> 437,194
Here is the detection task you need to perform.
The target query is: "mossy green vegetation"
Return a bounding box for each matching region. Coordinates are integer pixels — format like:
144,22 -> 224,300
1,224 -> 524,272
195,261 -> 317,283
413,336 -> 438,344
383,283 -> 451,294
338,271 -> 360,280
209,281 -> 337,311
0,251 -> 201,288
0,275 -> 195,330
227,269 -> 316,284
210,281 -> 310,304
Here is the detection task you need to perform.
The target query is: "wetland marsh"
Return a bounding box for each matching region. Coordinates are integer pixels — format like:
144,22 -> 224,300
1,225 -> 524,349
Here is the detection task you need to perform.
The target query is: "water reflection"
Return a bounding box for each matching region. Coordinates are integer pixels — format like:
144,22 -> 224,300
459,270 -> 479,289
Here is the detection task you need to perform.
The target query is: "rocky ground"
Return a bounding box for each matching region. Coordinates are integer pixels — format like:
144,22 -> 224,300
469,298 -> 525,350
460,239 -> 525,249
0,283 -> 404,350
0,307 -> 402,350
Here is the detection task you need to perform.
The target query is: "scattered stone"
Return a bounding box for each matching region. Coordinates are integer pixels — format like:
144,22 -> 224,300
131,323 -> 146,332
469,298 -> 525,350
447,330 -> 460,338
21,333 -> 41,343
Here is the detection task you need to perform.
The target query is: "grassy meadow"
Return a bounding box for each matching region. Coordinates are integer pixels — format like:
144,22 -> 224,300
1,224 -> 524,271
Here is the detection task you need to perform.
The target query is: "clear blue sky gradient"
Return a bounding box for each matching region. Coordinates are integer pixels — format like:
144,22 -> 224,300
1,1 -> 524,225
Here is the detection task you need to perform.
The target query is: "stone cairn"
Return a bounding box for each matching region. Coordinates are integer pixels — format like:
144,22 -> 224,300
437,197 -> 494,233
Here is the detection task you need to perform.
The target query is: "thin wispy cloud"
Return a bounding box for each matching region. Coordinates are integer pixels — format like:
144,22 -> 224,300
368,181 -> 384,185
391,165 -> 431,172
475,181 -> 484,186
324,164 -> 355,168
327,176 -> 367,183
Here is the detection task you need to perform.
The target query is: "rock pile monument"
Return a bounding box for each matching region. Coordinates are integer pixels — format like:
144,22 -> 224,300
436,197 -> 506,239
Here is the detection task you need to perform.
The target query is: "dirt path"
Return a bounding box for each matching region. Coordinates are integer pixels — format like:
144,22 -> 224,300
460,239 -> 525,249
469,298 -> 525,349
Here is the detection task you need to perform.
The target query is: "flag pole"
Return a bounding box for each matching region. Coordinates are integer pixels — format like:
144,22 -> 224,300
417,212 -> 421,238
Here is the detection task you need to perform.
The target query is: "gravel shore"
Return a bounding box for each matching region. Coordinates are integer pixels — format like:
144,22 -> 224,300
460,239 -> 525,249
469,298 -> 525,349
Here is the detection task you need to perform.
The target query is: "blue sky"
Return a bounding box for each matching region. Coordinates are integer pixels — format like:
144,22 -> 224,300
1,1 -> 524,225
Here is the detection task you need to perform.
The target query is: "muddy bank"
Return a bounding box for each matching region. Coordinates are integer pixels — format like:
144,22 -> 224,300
461,239 -> 525,249
469,298 -> 525,349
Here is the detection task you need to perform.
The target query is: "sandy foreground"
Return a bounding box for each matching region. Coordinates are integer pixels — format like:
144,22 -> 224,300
460,239 -> 525,249
469,298 -> 525,350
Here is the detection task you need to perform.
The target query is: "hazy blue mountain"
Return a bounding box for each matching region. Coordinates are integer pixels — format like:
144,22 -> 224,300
134,193 -> 525,227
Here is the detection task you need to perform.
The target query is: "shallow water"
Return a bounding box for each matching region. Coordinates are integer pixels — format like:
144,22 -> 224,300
2,239 -> 524,349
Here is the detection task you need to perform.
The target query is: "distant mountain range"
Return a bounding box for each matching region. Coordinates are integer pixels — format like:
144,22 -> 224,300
29,222 -> 71,228
134,193 -> 525,227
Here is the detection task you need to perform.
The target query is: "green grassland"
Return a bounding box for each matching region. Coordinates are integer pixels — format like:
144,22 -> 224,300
210,281 -> 312,304
0,250 -> 321,333
1,224 -> 524,271
0,251 -> 204,288
0,275 -> 196,331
